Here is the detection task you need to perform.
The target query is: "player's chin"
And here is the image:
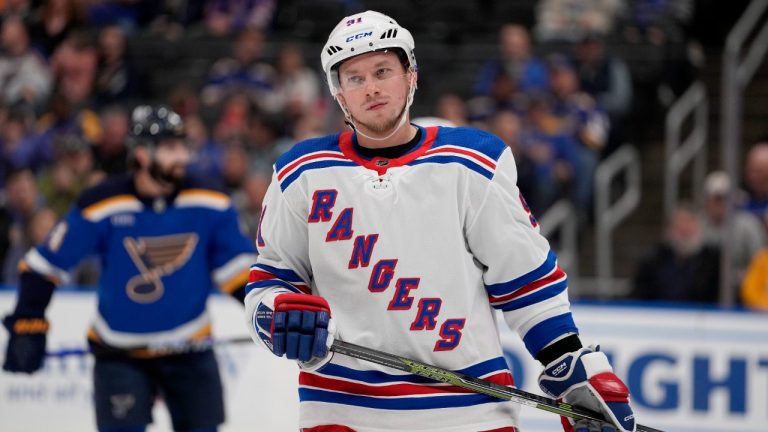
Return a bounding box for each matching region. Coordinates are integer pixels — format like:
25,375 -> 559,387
359,116 -> 398,134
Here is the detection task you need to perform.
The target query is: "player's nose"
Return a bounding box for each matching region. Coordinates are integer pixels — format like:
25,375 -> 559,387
363,80 -> 382,95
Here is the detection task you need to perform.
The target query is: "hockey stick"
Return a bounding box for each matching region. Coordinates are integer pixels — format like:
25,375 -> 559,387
46,337 -> 661,430
46,336 -> 254,358
330,340 -> 663,432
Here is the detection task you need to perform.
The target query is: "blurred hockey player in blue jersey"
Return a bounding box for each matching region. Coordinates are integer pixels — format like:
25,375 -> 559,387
2,105 -> 257,432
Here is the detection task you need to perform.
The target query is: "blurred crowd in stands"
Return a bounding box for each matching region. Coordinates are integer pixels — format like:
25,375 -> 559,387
0,0 -> 766,311
634,145 -> 768,310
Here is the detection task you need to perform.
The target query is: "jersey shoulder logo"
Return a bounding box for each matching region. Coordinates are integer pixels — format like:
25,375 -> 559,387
123,233 -> 199,303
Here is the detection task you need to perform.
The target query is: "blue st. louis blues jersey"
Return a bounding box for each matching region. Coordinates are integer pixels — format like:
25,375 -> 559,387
21,174 -> 257,350
245,125 -> 578,431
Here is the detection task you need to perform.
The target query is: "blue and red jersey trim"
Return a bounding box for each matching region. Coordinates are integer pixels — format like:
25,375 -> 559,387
485,250 -> 568,311
298,356 -> 514,410
411,144 -> 497,180
338,126 -> 439,175
275,126 -> 508,190
246,263 -> 310,294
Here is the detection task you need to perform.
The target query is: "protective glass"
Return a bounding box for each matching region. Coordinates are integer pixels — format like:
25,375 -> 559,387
339,69 -> 411,92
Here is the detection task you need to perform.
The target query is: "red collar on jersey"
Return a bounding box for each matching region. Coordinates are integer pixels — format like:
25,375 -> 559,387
339,126 -> 438,175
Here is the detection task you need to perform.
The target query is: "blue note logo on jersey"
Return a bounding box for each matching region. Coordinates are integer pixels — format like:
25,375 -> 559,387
123,233 -> 199,303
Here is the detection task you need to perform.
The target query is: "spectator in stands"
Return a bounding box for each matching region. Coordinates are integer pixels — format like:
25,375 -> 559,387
247,112 -> 289,174
204,0 -> 275,37
28,0 -> 87,58
211,93 -> 251,145
94,24 -> 143,107
489,110 -> 537,210
168,83 -> 202,118
143,0 -> 205,37
200,28 -> 279,113
0,105 -> 48,177
4,206 -> 58,284
92,104 -> 129,176
701,171 -> 765,293
548,54 -> 606,216
520,95 -> 579,215
631,204 -> 720,303
185,113 -> 225,181
741,237 -> 768,310
0,15 -> 53,109
220,141 -> 249,192
1,169 -> 50,284
620,0 -> 701,109
273,43 -> 321,122
290,109 -> 328,142
85,0 -> 140,32
549,55 -> 609,151
535,0 -> 624,42
434,93 -> 469,127
622,0 -> 692,47
36,88 -> 102,166
232,172 -> 270,240
572,34 -> 632,155
50,30 -> 98,106
37,133 -> 95,217
474,24 -> 548,99
742,142 -> 768,222
1,0 -> 33,19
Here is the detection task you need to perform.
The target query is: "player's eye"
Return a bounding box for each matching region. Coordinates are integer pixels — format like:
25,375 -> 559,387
346,75 -> 365,87
376,68 -> 394,79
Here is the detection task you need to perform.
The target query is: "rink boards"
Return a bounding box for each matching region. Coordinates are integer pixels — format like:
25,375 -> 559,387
0,291 -> 766,432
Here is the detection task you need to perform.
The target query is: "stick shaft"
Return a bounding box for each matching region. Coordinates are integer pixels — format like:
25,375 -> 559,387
330,340 -> 663,432
46,336 -> 254,358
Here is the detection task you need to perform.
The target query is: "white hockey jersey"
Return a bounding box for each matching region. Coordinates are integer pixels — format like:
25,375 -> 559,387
245,126 -> 577,431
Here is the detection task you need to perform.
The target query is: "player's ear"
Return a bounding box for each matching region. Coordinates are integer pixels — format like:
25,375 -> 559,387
408,68 -> 418,90
336,92 -> 348,110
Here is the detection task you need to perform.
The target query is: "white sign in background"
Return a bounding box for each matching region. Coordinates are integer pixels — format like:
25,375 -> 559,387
1,292 -> 766,432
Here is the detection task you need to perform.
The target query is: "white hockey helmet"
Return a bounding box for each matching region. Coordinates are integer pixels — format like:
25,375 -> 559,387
321,10 -> 417,97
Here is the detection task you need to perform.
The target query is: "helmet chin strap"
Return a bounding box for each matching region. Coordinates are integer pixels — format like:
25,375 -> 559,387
346,103 -> 410,142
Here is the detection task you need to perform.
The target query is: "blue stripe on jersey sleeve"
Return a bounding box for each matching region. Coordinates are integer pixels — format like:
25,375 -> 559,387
495,279 -> 568,312
280,160 -> 358,191
245,279 -> 303,294
522,313 -> 578,357
486,250 -> 557,297
299,388 -> 504,410
409,156 -> 494,180
252,263 -> 304,283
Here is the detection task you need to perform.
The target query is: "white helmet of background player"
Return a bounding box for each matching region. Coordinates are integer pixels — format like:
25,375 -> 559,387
321,11 -> 418,128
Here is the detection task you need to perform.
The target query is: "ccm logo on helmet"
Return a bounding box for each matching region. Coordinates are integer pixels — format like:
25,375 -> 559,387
346,31 -> 372,42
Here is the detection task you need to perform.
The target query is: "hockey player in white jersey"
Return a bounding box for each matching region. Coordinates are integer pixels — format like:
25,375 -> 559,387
245,10 -> 636,432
